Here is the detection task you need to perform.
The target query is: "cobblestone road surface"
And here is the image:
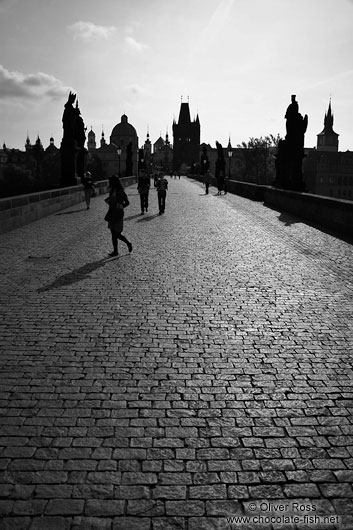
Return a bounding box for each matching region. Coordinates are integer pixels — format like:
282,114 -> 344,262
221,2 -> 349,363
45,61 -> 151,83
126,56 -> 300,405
1,177 -> 353,530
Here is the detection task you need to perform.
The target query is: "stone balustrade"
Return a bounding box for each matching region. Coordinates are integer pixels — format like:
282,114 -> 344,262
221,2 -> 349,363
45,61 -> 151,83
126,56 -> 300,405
0,176 -> 137,235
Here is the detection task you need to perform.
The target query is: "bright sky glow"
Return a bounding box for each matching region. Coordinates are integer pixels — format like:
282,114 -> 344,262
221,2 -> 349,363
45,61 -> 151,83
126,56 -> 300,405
0,0 -> 352,151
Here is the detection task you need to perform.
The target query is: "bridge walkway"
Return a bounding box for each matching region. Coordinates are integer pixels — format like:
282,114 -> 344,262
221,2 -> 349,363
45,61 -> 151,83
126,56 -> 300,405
0,176 -> 352,529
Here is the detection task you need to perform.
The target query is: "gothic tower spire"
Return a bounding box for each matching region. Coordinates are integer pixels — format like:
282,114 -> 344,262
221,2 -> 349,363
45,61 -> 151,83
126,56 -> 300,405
317,99 -> 339,152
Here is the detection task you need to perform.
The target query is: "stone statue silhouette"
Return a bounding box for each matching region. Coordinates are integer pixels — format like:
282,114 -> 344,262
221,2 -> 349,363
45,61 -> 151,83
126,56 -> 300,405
62,91 -> 77,146
60,92 -> 87,186
75,101 -> 86,183
215,141 -> 226,193
285,94 -> 308,148
215,141 -> 225,178
274,95 -> 308,191
60,92 -> 77,186
200,145 -> 210,175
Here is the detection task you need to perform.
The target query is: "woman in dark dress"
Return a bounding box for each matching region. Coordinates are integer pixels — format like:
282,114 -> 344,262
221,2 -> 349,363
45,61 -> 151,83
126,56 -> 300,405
105,175 -> 132,257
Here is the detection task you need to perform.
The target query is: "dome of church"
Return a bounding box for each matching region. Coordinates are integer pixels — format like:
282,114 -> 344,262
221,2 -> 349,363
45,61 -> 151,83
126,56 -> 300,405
111,114 -> 137,139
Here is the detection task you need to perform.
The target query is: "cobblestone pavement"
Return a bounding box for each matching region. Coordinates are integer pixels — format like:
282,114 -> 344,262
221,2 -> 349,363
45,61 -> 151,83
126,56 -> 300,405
1,177 -> 353,530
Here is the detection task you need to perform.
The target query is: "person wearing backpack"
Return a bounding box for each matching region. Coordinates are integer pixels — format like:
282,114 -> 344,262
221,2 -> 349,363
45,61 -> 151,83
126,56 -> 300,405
156,174 -> 168,215
104,175 -> 132,257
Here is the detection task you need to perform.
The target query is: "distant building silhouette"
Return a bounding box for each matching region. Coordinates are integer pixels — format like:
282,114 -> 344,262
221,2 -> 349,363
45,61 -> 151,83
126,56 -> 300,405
142,129 -> 152,173
153,131 -> 173,172
87,114 -> 138,177
87,127 -> 96,151
316,99 -> 339,152
172,101 -> 200,172
0,136 -> 61,197
304,100 -> 353,200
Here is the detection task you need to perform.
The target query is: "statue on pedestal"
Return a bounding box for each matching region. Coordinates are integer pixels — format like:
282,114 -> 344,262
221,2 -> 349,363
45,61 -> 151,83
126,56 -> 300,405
75,101 -> 86,183
215,141 -> 226,194
60,92 -> 77,186
200,145 -> 210,176
60,92 -> 87,187
273,95 -> 308,191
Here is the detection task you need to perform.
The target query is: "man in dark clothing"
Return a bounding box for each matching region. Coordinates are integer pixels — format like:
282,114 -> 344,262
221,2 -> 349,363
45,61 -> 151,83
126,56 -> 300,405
137,170 -> 150,214
156,175 -> 168,214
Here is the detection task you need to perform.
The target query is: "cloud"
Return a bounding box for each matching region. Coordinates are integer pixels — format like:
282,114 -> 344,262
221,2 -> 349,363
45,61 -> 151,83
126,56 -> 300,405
0,65 -> 71,101
68,21 -> 116,41
124,35 -> 148,53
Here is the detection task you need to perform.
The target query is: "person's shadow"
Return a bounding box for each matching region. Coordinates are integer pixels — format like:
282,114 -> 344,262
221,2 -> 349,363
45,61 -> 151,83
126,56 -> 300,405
37,257 -> 110,292
136,213 -> 160,222
124,213 -> 144,221
277,212 -> 301,226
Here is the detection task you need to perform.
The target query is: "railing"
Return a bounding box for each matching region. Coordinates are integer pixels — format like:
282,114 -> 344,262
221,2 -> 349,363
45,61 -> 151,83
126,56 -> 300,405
0,176 -> 137,235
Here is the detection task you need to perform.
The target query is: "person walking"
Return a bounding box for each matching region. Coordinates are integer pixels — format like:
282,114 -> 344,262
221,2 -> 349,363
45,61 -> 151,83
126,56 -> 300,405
204,170 -> 211,195
156,174 -> 168,214
137,169 -> 150,214
217,170 -> 225,195
224,174 -> 230,194
104,175 -> 132,257
82,171 -> 96,209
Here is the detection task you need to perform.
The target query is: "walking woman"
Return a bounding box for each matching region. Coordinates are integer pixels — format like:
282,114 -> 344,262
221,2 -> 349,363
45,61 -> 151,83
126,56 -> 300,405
104,175 -> 132,257
82,171 -> 96,209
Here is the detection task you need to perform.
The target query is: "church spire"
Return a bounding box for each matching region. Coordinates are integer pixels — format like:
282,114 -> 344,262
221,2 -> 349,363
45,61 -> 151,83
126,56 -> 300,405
317,99 -> 339,152
25,134 -> 31,151
324,98 -> 334,130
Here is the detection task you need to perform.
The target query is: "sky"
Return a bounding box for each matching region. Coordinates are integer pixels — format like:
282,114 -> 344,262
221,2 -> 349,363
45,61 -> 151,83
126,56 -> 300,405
1,0 -> 353,152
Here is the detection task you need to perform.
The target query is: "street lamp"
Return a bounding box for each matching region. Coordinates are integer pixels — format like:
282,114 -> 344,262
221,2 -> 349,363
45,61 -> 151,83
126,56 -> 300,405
227,139 -> 233,179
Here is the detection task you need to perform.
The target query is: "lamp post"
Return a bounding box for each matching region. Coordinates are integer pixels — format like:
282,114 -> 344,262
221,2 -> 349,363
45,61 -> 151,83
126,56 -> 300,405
117,145 -> 121,177
227,139 -> 233,179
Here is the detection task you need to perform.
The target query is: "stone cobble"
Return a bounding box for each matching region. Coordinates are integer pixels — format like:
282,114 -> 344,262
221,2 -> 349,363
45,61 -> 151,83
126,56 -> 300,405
0,177 -> 353,529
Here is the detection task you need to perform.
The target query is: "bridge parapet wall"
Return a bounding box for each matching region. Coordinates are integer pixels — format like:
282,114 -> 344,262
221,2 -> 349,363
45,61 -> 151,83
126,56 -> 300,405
0,176 -> 137,235
191,175 -> 353,239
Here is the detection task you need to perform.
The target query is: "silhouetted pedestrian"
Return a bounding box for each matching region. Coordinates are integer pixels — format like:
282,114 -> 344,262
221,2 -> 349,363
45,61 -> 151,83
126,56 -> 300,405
154,172 -> 159,188
104,175 -> 132,257
156,174 -> 168,214
224,174 -> 230,194
204,170 -> 211,195
217,170 -> 225,195
82,171 -> 96,209
137,169 -> 150,214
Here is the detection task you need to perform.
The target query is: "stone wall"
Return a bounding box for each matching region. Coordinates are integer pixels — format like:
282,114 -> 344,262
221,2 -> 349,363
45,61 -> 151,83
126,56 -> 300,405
191,175 -> 353,240
0,176 -> 137,235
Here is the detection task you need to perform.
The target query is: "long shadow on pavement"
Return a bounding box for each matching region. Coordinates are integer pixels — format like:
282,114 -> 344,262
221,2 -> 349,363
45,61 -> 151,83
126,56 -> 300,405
136,213 -> 160,222
37,257 -> 110,292
269,205 -> 353,244
124,213 -> 144,221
